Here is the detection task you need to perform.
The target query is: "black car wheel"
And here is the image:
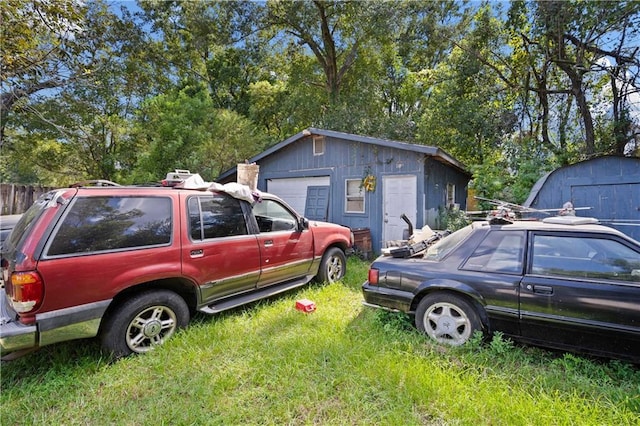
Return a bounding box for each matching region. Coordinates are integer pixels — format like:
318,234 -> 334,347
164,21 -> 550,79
316,247 -> 346,283
101,290 -> 190,358
415,293 -> 482,346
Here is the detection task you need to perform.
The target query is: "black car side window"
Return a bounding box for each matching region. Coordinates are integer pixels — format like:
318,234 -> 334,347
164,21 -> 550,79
531,235 -> 640,282
47,196 -> 172,256
188,194 -> 248,240
463,230 -> 525,274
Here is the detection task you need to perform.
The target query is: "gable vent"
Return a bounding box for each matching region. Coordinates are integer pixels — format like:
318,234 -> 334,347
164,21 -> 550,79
313,136 -> 325,155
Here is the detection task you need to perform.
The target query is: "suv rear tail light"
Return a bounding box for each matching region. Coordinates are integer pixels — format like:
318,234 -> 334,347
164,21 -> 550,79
9,271 -> 44,313
368,268 -> 379,286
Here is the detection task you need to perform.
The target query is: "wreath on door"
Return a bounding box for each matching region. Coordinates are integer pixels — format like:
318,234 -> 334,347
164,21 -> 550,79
362,174 -> 376,192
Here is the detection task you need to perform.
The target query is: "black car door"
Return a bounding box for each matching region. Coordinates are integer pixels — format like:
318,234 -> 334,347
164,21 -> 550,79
519,232 -> 640,360
459,229 -> 526,337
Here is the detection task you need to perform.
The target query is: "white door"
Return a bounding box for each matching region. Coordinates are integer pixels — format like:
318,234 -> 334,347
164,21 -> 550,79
383,175 -> 417,245
267,177 -> 330,215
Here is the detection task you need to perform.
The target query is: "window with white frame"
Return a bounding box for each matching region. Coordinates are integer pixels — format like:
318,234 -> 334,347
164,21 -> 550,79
345,179 -> 365,213
446,183 -> 456,207
313,136 -> 325,155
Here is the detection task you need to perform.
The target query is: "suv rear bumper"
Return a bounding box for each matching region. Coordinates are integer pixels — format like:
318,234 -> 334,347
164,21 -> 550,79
1,291 -> 112,355
1,320 -> 37,353
0,291 -> 36,353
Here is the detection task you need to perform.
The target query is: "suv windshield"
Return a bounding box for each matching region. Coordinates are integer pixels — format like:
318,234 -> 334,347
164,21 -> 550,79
424,225 -> 474,261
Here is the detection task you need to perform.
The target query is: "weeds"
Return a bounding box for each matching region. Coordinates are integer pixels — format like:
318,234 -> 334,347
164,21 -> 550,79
373,310 -> 414,334
1,256 -> 638,424
437,206 -> 471,231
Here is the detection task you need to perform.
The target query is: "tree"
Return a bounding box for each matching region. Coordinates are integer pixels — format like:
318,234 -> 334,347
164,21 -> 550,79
1,0 -> 87,145
133,86 -> 264,183
2,1 -> 153,184
416,5 -> 517,166
136,1 -> 264,115
260,0 -> 468,138
264,1 -> 384,104
507,1 -> 640,159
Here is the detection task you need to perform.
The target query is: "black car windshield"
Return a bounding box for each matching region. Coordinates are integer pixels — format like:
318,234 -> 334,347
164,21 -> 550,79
424,225 -> 474,261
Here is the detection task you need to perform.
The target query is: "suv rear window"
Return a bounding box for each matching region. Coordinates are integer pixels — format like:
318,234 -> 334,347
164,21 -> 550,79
46,196 -> 172,256
3,190 -> 73,253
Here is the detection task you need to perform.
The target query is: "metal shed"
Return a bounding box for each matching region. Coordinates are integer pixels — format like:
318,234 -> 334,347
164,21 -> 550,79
524,155 -> 640,241
218,128 -> 471,252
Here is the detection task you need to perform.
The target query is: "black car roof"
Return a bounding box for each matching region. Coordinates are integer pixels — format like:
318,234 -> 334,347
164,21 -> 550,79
472,218 -> 635,240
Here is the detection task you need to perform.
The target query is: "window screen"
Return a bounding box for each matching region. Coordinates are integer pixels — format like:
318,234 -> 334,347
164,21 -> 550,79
346,179 -> 364,213
446,183 -> 456,207
47,196 -> 172,256
313,136 -> 325,155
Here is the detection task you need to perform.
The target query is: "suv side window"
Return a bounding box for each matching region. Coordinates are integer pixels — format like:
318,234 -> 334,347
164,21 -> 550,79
462,230 -> 525,273
188,194 -> 247,240
47,196 -> 172,256
531,234 -> 640,282
252,199 -> 297,233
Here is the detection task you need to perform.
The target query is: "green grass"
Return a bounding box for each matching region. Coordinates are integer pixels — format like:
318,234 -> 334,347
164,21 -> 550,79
1,257 -> 639,425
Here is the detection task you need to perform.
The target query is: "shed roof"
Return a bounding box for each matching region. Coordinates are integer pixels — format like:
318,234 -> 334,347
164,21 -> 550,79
523,155 -> 640,207
217,128 -> 470,181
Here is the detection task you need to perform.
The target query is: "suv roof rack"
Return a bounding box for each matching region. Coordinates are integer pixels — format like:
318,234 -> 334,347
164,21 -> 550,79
70,180 -> 121,187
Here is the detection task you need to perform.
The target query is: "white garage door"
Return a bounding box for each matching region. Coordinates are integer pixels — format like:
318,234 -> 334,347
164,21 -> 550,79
267,176 -> 330,215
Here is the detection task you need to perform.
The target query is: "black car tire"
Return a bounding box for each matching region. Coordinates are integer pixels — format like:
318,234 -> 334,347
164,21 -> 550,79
415,293 -> 482,346
316,247 -> 346,283
100,290 -> 190,358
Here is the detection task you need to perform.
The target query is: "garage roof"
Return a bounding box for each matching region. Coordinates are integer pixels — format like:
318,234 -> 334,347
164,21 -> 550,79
217,128 -> 470,181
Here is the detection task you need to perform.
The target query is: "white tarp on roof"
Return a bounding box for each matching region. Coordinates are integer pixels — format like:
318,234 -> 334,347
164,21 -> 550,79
175,174 -> 259,204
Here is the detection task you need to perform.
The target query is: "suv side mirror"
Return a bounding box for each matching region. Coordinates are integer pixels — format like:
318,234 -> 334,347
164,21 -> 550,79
298,217 -> 309,232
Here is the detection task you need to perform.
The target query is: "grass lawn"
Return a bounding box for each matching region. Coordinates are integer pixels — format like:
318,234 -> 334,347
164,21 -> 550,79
1,257 -> 639,425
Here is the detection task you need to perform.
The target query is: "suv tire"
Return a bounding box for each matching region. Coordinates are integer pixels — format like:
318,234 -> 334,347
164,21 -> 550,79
316,247 -> 346,283
100,290 -> 190,358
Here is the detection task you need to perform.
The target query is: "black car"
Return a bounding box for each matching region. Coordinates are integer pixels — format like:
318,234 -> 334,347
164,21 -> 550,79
362,216 -> 640,363
0,214 -> 21,288
0,215 -> 21,248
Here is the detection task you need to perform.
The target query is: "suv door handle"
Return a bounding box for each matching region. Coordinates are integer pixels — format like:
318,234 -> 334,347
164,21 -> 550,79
190,249 -> 204,258
527,284 -> 553,295
264,240 -> 273,247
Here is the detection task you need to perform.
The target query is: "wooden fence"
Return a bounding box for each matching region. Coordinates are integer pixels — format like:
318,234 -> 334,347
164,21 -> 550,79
1,184 -> 54,215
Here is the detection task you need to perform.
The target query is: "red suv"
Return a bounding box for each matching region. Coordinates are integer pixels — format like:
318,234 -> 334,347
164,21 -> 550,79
1,184 -> 352,358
